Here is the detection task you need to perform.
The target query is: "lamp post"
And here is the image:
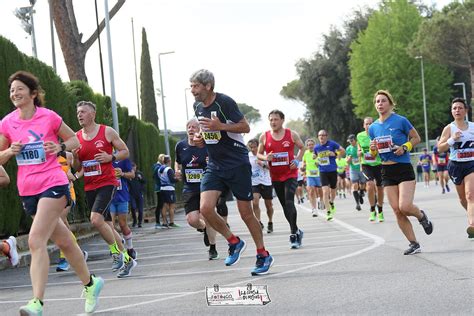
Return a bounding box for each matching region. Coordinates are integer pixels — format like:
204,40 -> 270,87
14,0 -> 37,58
158,51 -> 175,155
104,0 -> 119,133
184,87 -> 191,121
415,56 -> 429,151
454,82 -> 468,121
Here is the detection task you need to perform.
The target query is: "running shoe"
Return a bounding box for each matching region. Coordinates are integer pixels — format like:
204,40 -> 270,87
208,247 -> 219,260
251,253 -> 274,276
19,298 -> 43,316
267,222 -> 274,233
326,210 -> 333,221
5,236 -> 19,266
155,223 -> 164,229
419,210 -> 433,235
56,258 -> 70,272
403,242 -> 421,255
369,211 -> 376,222
467,226 -> 474,239
259,221 -> 264,230
82,275 -> 104,313
111,252 -> 124,271
378,212 -> 385,222
127,248 -> 138,260
203,228 -> 210,247
297,229 -> 304,247
290,234 -> 299,249
132,221 -> 137,228
312,208 -> 318,217
446,184 -> 450,192
83,250 -> 89,262
225,239 -> 246,266
356,204 -> 361,211
117,259 -> 137,278
169,223 -> 181,228
138,223 -> 142,228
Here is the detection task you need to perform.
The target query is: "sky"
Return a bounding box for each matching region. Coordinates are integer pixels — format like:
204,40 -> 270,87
0,0 -> 451,139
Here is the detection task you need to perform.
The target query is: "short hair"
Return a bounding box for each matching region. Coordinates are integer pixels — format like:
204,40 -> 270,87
163,155 -> 171,165
190,69 -> 215,90
305,138 -> 315,145
76,100 -> 97,111
452,97 -> 468,109
247,139 -> 259,147
186,117 -> 199,128
268,109 -> 285,119
373,90 -> 396,106
8,71 -> 44,107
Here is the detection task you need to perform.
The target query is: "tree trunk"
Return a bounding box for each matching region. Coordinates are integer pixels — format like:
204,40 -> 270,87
50,0 -> 126,82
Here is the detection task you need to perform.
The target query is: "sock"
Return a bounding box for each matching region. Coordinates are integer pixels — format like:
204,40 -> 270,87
377,205 -> 383,213
85,274 -> 94,287
352,191 -> 360,204
257,247 -> 268,256
123,249 -> 131,262
209,244 -> 216,251
109,242 -> 120,255
370,205 -> 376,212
34,298 -> 44,306
2,240 -> 10,257
226,235 -> 239,245
124,232 -> 133,249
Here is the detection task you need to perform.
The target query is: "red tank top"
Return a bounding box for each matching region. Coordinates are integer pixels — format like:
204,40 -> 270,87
77,124 -> 118,191
265,129 -> 297,181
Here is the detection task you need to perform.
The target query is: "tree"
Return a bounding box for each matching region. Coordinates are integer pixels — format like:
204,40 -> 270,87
140,28 -> 158,128
349,0 -> 452,139
51,0 -> 126,81
410,0 -> 474,108
281,9 -> 372,143
286,118 -> 311,140
238,103 -> 261,125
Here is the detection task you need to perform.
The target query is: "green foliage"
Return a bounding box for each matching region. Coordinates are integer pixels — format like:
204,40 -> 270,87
237,103 -> 261,125
285,119 -> 311,140
140,28 -> 159,128
349,0 -> 453,139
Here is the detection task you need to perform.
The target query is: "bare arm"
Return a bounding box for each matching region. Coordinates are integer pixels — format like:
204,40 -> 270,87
0,134 -> 17,166
437,125 -> 453,153
105,126 -> 129,162
292,130 -> 305,162
0,165 -> 10,187
256,133 -> 272,161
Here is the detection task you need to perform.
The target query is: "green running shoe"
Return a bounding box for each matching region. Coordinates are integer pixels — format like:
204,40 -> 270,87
19,298 -> 43,316
378,212 -> 385,222
369,211 -> 376,222
82,275 -> 104,313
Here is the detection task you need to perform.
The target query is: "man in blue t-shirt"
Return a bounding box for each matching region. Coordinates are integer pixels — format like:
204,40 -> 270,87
190,69 -> 273,276
313,129 -> 345,221
419,148 -> 432,187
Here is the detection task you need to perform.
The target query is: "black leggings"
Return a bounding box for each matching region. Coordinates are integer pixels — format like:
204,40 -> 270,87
272,178 -> 298,234
155,192 -> 163,223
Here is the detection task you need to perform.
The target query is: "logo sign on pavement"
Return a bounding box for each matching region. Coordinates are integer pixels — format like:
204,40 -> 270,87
206,283 -> 271,306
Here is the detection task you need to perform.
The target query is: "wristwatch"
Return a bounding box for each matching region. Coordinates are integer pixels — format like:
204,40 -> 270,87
402,145 -> 409,152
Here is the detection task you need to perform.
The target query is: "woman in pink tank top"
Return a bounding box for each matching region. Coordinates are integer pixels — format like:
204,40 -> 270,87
0,71 -> 104,314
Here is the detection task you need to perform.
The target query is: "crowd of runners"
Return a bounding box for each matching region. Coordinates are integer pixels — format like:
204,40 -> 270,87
0,70 -> 472,315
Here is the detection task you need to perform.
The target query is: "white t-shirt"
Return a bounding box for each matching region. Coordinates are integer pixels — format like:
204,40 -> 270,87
248,152 -> 272,186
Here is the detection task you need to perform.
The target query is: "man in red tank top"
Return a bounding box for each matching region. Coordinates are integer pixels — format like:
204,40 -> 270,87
257,110 -> 305,249
72,101 -> 137,278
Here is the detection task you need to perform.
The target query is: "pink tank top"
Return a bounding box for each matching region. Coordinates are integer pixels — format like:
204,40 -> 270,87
0,107 -> 68,196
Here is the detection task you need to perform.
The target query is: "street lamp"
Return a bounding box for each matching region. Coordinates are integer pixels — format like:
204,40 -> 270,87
415,56 -> 429,151
158,51 -> 175,156
14,0 -> 37,58
454,82 -> 468,121
184,87 -> 191,121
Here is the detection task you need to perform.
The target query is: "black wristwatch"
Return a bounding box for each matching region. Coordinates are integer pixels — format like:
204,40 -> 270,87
60,143 -> 66,152
402,145 -> 408,152
111,154 -> 117,162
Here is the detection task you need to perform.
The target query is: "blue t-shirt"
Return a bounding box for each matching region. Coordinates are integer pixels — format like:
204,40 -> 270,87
313,140 -> 341,172
112,158 -> 132,203
368,113 -> 413,164
175,139 -> 208,193
419,154 -> 431,169
193,93 -> 249,170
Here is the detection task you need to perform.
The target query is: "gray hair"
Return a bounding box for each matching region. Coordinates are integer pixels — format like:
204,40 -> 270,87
186,117 -> 199,128
190,69 -> 215,90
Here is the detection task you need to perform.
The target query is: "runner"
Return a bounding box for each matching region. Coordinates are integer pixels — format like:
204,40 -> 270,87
357,117 -> 385,222
175,117 -> 219,259
247,139 -> 274,233
72,100 -> 135,277
110,157 -> 138,269
0,165 -> 20,267
295,169 -> 305,204
56,151 -> 88,272
419,148 -> 432,187
158,155 -> 180,228
258,109 -> 305,248
432,140 -> 450,194
437,97 -> 474,239
190,69 -> 273,275
346,134 -> 366,211
368,90 -> 433,254
302,138 -> 323,216
336,152 -> 348,199
0,71 -> 103,314
314,130 -> 346,221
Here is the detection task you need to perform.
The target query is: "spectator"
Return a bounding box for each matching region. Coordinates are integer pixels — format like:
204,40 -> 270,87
129,162 -> 146,228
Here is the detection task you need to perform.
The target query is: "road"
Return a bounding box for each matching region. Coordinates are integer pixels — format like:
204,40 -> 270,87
0,183 -> 473,315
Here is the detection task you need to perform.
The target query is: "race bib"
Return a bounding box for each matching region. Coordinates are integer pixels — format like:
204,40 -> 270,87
309,169 -> 318,176
251,170 -> 260,179
318,151 -> 331,166
185,169 -> 204,183
456,150 -> 474,162
83,160 -> 102,177
438,157 -> 446,164
364,152 -> 375,161
375,136 -> 393,154
16,141 -> 46,166
271,152 -> 289,166
202,131 -> 221,144
352,157 -> 359,164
